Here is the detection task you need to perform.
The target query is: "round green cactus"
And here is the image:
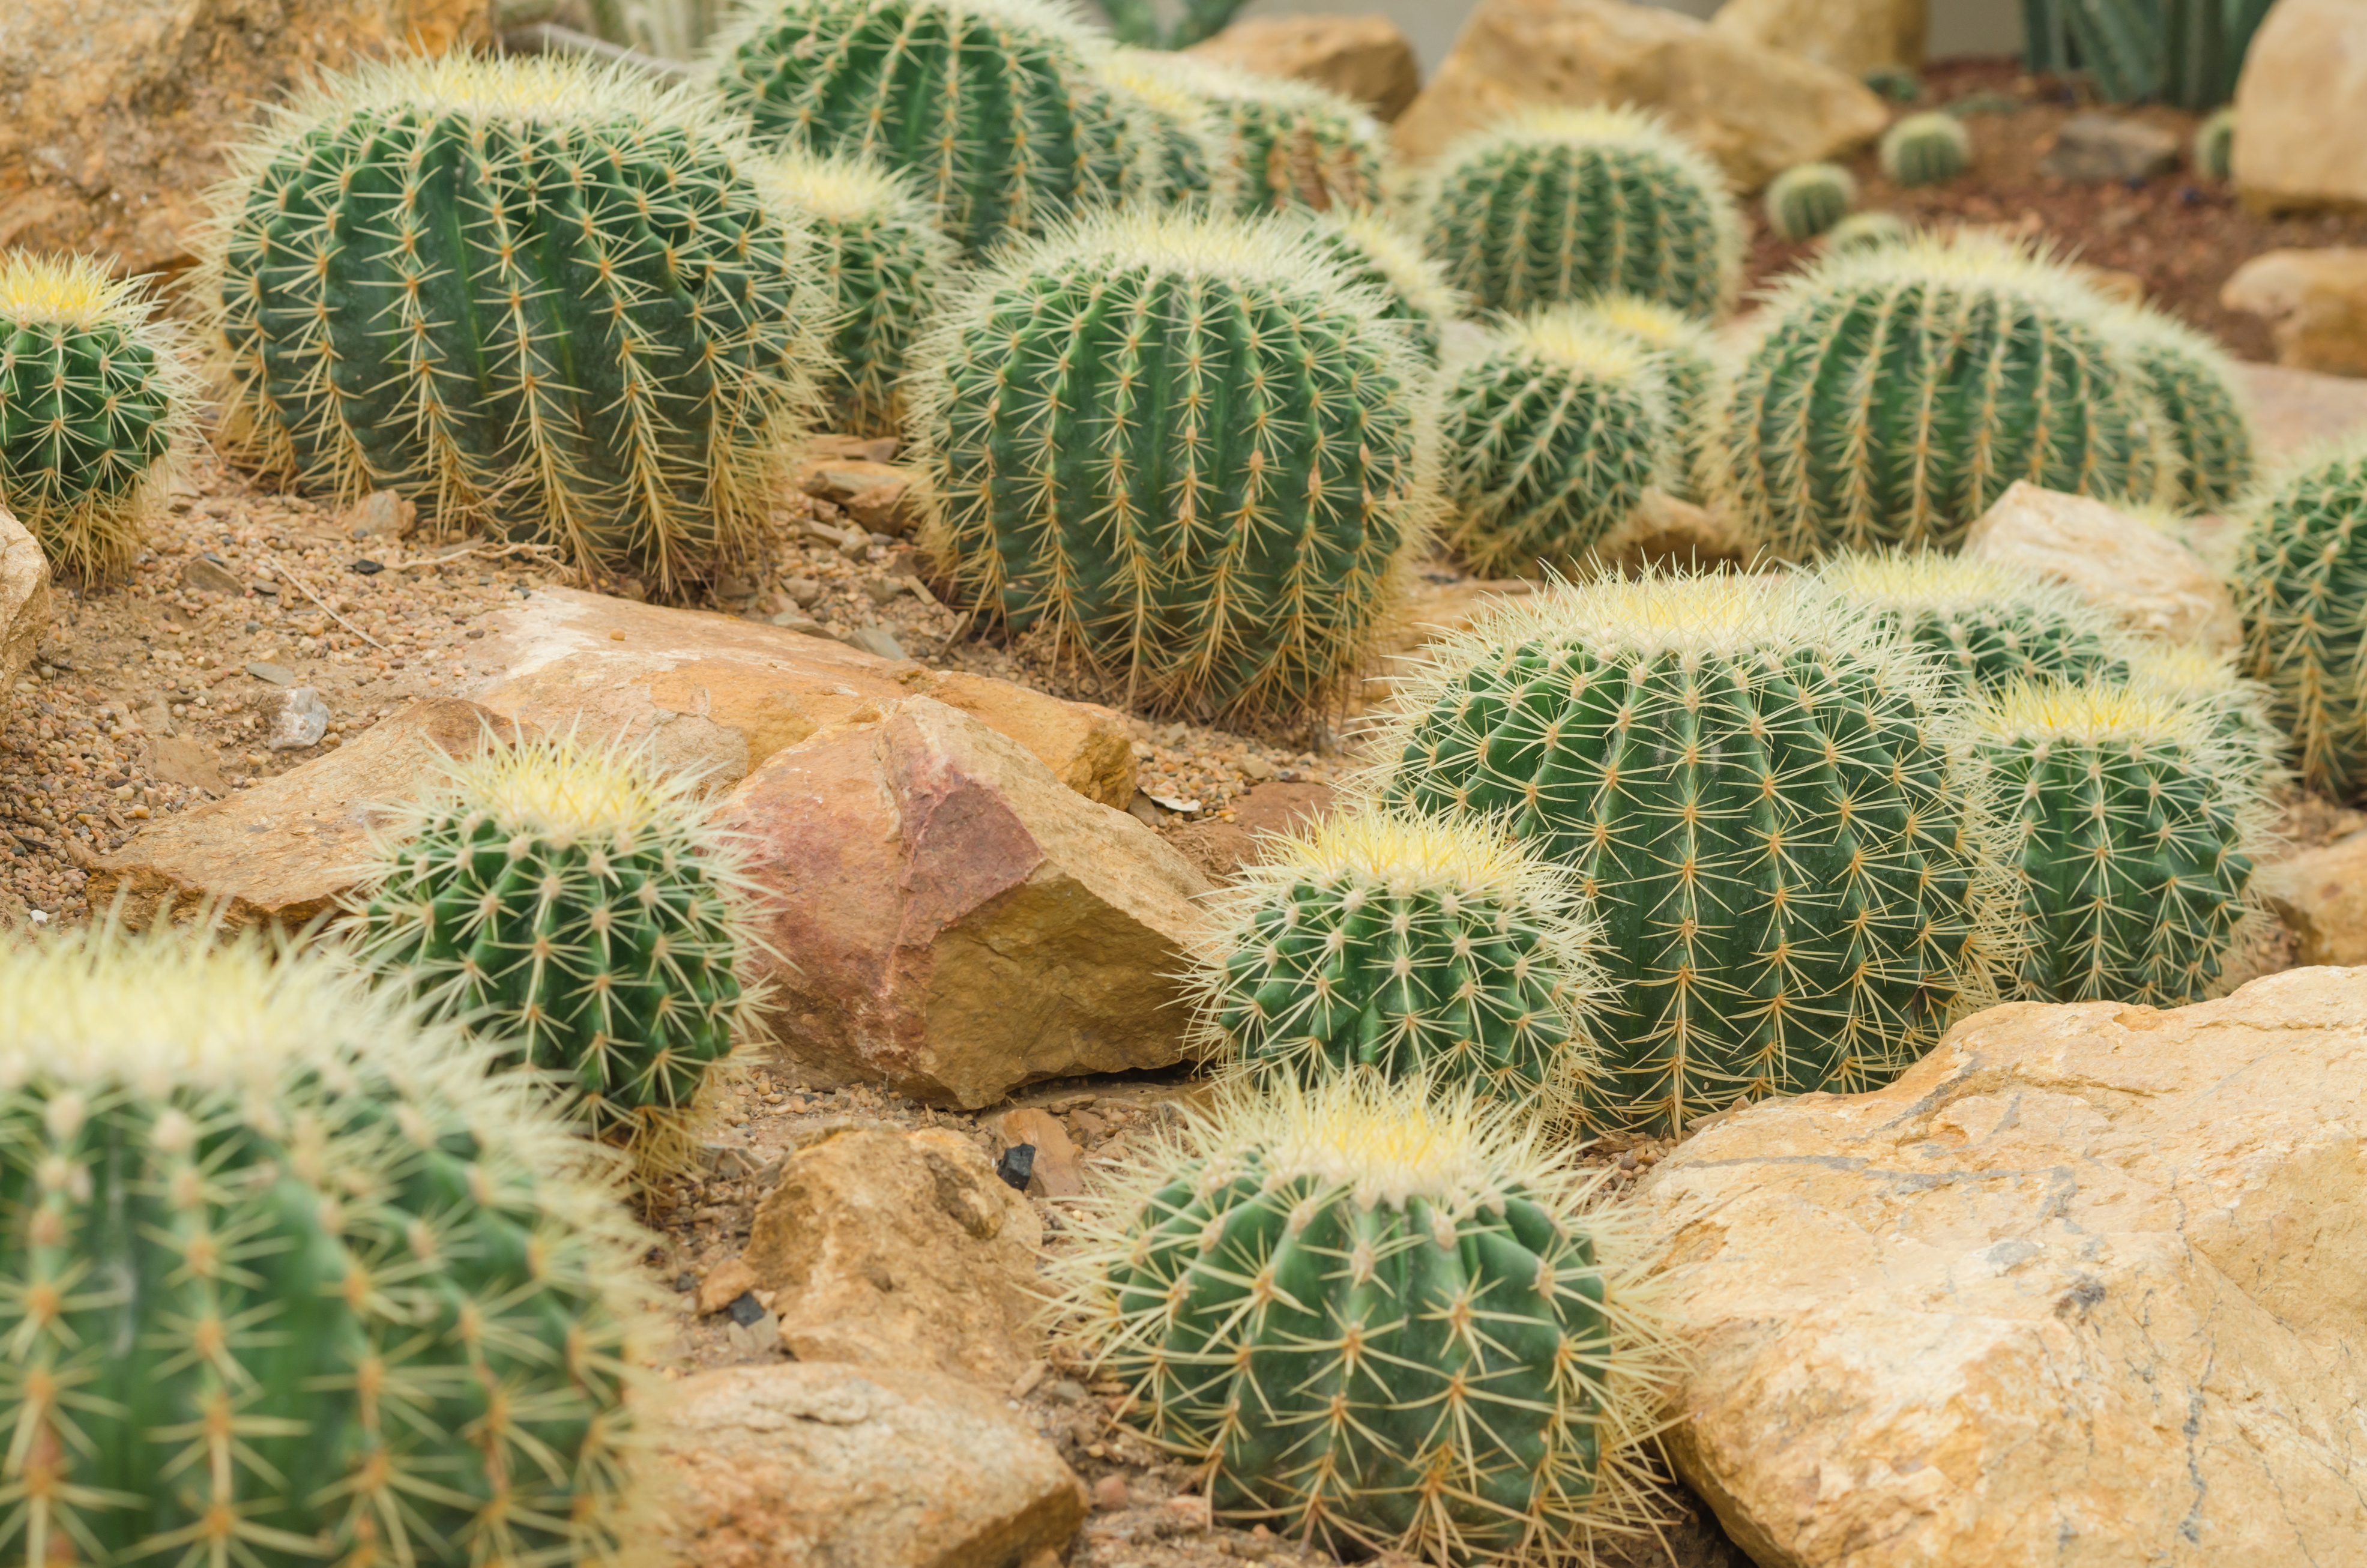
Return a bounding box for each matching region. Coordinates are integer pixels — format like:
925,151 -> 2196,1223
711,0 -> 1148,256
1419,106 -> 1743,321
2233,440 -> 2367,798
1193,807 -> 1600,1115
1879,111 -> 1971,186
1764,161 -> 1856,241
1573,291 -> 1720,502
2195,106 -> 2236,182
910,207 -> 1434,724
203,54 -> 831,597
2099,302 -> 2255,513
1367,574 -> 2014,1137
1127,51 -> 1387,216
1297,208 -> 1459,366
1094,45 -> 1222,207
0,920 -> 648,1567
1979,680 -> 2269,1007
1719,231 -> 2159,557
1820,210 -> 1914,255
357,734 -> 761,1177
1442,309 -> 1668,577
0,252 -> 191,580
1058,1074 -> 1677,1561
1809,549 -> 2139,699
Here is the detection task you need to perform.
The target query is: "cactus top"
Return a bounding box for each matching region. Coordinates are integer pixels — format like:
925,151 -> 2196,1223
1812,549 -> 2125,633
1978,677 -> 2225,750
1308,207 -> 1461,321
1234,806 -> 1576,908
1494,306 -> 1669,396
0,251 -> 150,329
762,143 -> 938,226
1761,227 -> 2111,322
1579,289 -> 1720,358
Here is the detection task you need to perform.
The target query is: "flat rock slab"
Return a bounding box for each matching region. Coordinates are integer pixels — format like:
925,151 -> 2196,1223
1642,966 -> 2367,1566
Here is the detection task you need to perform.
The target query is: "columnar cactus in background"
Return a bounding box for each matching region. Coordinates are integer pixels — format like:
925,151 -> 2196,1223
768,149 -> 961,436
0,252 -> 190,579
911,208 -> 1434,724
1576,291 -> 1720,500
1821,210 -> 1914,255
1764,161 -> 1856,241
357,733 -> 762,1176
1878,111 -> 1971,186
1193,807 -> 1600,1115
1419,106 -> 1743,321
2233,441 -> 2367,798
1369,575 -> 2014,1136
203,54 -> 831,597
1978,680 -> 2268,1007
1720,232 -> 2157,557
2099,303 -> 2256,511
1297,208 -> 1459,365
711,0 -> 1148,255
1120,51 -> 1387,215
1809,550 -> 2139,699
0,921 -> 647,1566
1058,1074 -> 1675,1561
1441,309 -> 1668,576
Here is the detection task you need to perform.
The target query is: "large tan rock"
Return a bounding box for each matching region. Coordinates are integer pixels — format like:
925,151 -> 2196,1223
642,1362 -> 1087,1568
1963,481 -> 2241,653
742,1125 -> 1045,1386
1641,966 -> 2367,1567
2240,360 -> 2367,455
0,0 -> 489,276
2256,830 -> 2367,966
1188,13 -> 1423,122
2232,0 -> 2367,215
1709,0 -> 1926,77
2222,249 -> 2367,379
1393,0 -> 1890,191
720,696 -> 1213,1108
467,586 -> 1134,807
0,505 -> 53,690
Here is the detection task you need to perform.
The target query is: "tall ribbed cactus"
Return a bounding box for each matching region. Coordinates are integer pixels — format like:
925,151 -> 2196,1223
1442,309 -> 1668,577
2099,302 -> 2255,511
202,54 -> 830,597
1810,550 -> 2139,699
0,252 -> 190,579
1419,107 -> 1743,321
1369,575 -> 2013,1137
1057,1075 -> 1675,1561
911,208 -> 1434,723
2233,441 -> 2367,798
1192,808 -> 1600,1115
1575,292 -> 1719,501
1719,232 -> 2159,558
0,921 -> 648,1567
1297,208 -> 1459,365
1119,50 -> 1387,216
711,0 -> 1148,255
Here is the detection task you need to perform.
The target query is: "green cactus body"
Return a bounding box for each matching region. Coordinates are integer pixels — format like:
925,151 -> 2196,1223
1879,112 -> 1971,185
1419,107 -> 1743,321
203,55 -> 828,597
1809,550 -> 2139,699
711,0 -> 1147,256
2233,441 -> 2367,797
1194,809 -> 1599,1114
2099,303 -> 2255,511
0,253 -> 190,580
1060,1076 -> 1675,1561
1367,576 -> 2012,1137
1764,161 -> 1856,242
358,735 -> 760,1176
1720,232 -> 2156,557
1820,210 -> 1914,255
2195,106 -> 2236,181
1156,53 -> 1388,216
1980,680 -> 2267,1006
0,923 -> 648,1566
1575,292 -> 1719,502
1443,310 -> 1668,577
1863,65 -> 1922,103
1095,47 -> 1222,206
768,149 -> 960,438
1297,208 -> 1459,366
911,208 -> 1434,723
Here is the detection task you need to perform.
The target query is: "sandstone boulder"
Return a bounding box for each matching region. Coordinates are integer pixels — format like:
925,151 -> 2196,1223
1708,0 -> 1925,78
1641,966 -> 2367,1566
2240,361 -> 2367,454
642,1362 -> 1087,1568
801,457 -> 917,537
1188,14 -> 1423,122
2255,830 -> 2367,966
2222,248 -> 2367,379
1963,481 -> 2240,653
720,696 -> 1213,1107
1393,0 -> 1890,191
467,586 -> 1134,806
2233,0 -> 2367,214
0,505 -> 53,690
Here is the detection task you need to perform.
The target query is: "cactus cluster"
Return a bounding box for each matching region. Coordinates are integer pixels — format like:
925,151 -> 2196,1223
1125,50 -> 1387,216
1297,208 -> 1459,366
1878,112 -> 1971,186
1809,550 -> 2138,699
0,921 -> 647,1568
2234,440 -> 2367,798
1764,161 -> 1856,242
2099,302 -> 2255,511
1576,292 -> 1720,501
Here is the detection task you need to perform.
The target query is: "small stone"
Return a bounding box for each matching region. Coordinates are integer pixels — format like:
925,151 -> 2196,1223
846,623 -> 905,660
1008,1360 -> 1049,1400
1091,1474 -> 1130,1512
2039,113 -> 2181,183
265,687 -> 329,751
179,556 -> 243,596
698,1258 -> 761,1315
995,1143 -> 1036,1192
725,1291 -> 767,1328
783,577 -> 824,607
1046,1379 -> 1089,1405
861,577 -> 910,605
997,1108 -> 1084,1198
674,1273 -> 698,1293
244,661 -> 295,687
339,489 -> 414,540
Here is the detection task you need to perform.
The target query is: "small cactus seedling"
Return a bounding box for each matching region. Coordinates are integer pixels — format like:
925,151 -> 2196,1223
1056,1073 -> 1677,1562
357,732 -> 764,1177
1574,292 -> 1720,501
1297,208 -> 1460,365
1879,111 -> 1971,185
1442,309 -> 1669,577
1820,210 -> 1914,255
2233,440 -> 2367,798
1978,679 -> 2270,1007
0,252 -> 191,579
0,920 -> 649,1567
1192,807 -> 1600,1116
2099,301 -> 2256,512
202,53 -> 831,597
1367,573 -> 2016,1136
1419,106 -> 1743,321
2195,106 -> 2236,181
910,207 -> 1434,724
1764,161 -> 1856,241
1809,549 -> 2139,699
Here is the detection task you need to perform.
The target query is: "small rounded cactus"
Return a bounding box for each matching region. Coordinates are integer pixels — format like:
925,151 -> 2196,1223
1809,550 -> 2139,699
1574,292 -> 1720,501
1764,161 -> 1857,241
356,732 -> 763,1177
2195,106 -> 2236,182
0,920 -> 648,1566
1441,309 -> 1669,577
1296,208 -> 1460,365
1120,50 -> 1387,216
0,252 -> 190,579
1879,111 -> 1972,186
1192,807 -> 1600,1115
2233,440 -> 2367,798
2098,302 -> 2256,512
1367,574 -> 2015,1136
910,207 -> 1434,724
1978,680 -> 2270,1007
1057,1073 -> 1676,1561
1820,210 -> 1914,255
1419,106 -> 1743,321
